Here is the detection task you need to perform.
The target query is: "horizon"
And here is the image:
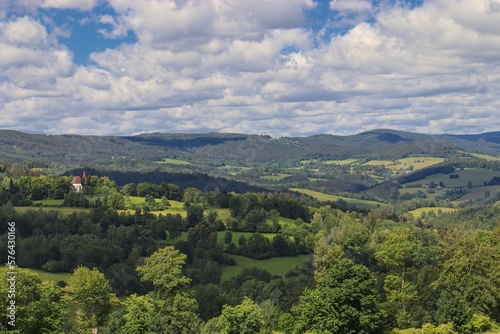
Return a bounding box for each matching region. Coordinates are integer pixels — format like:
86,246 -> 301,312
1,0 -> 499,137
1,127 -> 498,139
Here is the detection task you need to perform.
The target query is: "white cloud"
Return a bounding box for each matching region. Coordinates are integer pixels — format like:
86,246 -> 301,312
329,0 -> 372,13
0,0 -> 499,136
42,0 -> 98,11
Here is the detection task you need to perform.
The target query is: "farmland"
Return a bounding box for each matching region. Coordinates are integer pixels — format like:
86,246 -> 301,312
290,188 -> 385,210
363,157 -> 445,171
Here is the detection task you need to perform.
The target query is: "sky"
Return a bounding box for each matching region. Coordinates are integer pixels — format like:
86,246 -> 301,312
0,0 -> 499,137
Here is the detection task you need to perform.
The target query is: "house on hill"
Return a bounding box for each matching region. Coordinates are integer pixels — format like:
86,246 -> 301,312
71,171 -> 87,192
72,176 -> 82,192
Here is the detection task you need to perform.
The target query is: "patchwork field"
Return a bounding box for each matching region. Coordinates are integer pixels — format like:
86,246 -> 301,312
221,254 -> 310,281
290,188 -> 385,210
364,157 -> 445,171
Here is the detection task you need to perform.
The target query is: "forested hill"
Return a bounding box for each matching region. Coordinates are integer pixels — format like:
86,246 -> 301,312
1,129 -> 500,168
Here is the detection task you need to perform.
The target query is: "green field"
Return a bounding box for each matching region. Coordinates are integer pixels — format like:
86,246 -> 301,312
32,199 -> 65,206
260,174 -> 291,181
290,188 -> 385,210
409,207 -> 457,218
364,157 -> 445,171
156,158 -> 192,165
407,169 -> 500,188
399,187 -> 447,200
27,268 -> 71,283
454,185 -> 500,203
323,158 -> 358,165
468,152 -> 500,162
14,206 -> 91,215
221,254 -> 310,281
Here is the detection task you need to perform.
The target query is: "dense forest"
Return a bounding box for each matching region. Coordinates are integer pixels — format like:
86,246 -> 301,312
0,167 -> 499,333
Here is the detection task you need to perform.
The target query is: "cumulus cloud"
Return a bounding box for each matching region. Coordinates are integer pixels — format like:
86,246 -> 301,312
0,0 -> 499,136
42,0 -> 98,11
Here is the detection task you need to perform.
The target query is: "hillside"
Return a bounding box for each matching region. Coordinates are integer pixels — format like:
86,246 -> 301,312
1,129 -> 500,169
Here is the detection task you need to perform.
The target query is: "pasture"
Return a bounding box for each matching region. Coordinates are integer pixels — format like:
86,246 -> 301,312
290,188 -> 385,210
260,174 -> 292,181
453,185 -> 500,203
409,207 -> 457,218
28,268 -> 70,283
221,254 -> 310,281
406,169 -> 499,188
364,157 -> 445,171
156,158 -> 192,165
323,158 -> 358,165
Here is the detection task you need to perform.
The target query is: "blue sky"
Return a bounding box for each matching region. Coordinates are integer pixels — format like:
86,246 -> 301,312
0,0 -> 499,136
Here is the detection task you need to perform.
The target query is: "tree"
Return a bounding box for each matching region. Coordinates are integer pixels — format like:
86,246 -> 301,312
136,246 -> 190,296
217,297 -> 264,334
293,257 -> 383,334
375,227 -> 419,327
64,266 -> 118,334
0,266 -> 67,333
135,246 -> 201,333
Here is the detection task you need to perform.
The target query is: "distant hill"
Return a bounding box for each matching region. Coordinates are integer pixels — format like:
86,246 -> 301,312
0,129 -> 499,169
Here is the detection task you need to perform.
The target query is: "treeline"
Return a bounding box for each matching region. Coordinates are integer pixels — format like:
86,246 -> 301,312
2,203 -> 499,333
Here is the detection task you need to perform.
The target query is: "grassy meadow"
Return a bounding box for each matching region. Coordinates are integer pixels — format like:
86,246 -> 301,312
221,254 -> 310,281
364,157 -> 445,171
409,207 -> 457,218
290,188 -> 385,210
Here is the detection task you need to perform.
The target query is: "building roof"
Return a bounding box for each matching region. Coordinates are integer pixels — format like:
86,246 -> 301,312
72,176 -> 82,184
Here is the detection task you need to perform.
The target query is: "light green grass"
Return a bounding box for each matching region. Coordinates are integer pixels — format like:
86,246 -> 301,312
156,158 -> 191,165
468,152 -> 500,161
408,169 -> 500,188
409,207 -> 457,218
27,268 -> 70,283
323,158 -> 358,165
364,157 -> 445,171
221,254 -> 310,281
14,206 -> 91,215
218,231 -> 277,243
32,199 -> 64,206
290,188 -> 385,210
260,174 -> 291,181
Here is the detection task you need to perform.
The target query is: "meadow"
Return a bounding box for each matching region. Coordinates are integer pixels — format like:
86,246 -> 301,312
323,158 -> 358,165
221,254 -> 310,281
260,174 -> 292,181
290,188 -> 385,210
409,207 -> 457,218
406,169 -> 499,188
363,157 -> 445,171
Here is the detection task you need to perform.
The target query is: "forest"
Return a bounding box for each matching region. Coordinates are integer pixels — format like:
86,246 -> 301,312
0,166 -> 499,334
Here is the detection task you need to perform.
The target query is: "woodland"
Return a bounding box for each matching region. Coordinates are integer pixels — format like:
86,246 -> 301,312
0,129 -> 499,333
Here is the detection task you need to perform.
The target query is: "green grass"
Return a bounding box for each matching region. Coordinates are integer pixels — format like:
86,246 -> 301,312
14,206 -> 91,215
218,231 -> 277,243
156,158 -> 192,165
453,185 -> 500,203
32,199 -> 65,206
407,169 -> 500,188
409,207 -> 457,218
290,188 -> 385,210
221,254 -> 310,281
27,268 -> 71,283
399,187 -> 447,200
323,158 -> 358,165
364,157 -> 445,171
260,174 -> 291,181
468,152 -> 500,162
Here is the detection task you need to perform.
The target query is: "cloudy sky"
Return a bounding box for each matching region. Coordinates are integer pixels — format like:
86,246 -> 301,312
1,0 -> 499,137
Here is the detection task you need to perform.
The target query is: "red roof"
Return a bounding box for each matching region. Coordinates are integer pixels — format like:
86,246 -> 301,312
72,176 -> 81,184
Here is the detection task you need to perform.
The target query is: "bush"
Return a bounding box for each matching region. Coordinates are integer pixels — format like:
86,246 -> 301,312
462,314 -> 492,333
